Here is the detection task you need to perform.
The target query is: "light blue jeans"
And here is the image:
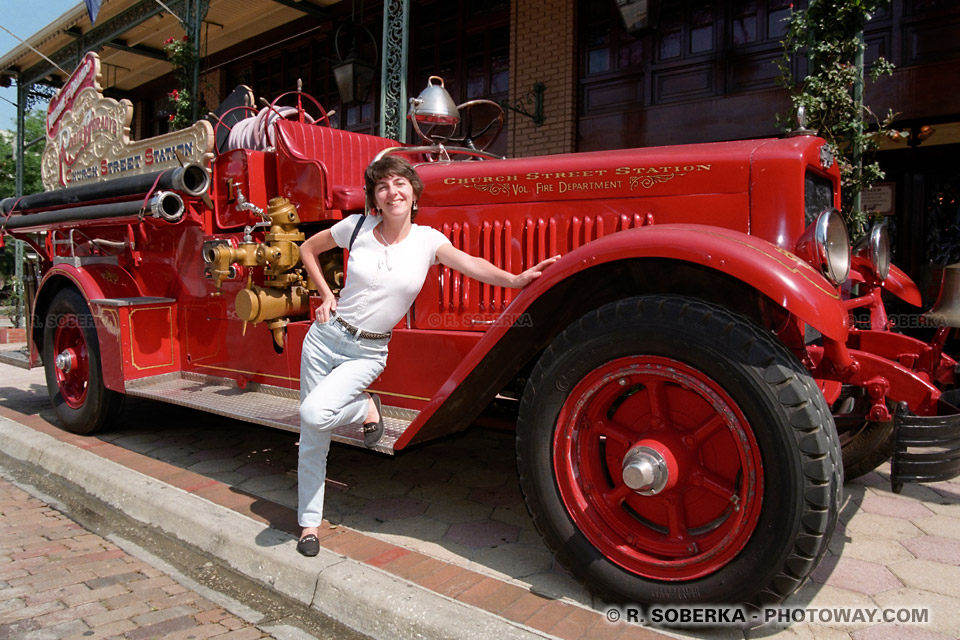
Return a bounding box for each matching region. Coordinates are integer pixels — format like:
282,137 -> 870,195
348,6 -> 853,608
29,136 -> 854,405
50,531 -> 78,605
298,317 -> 389,527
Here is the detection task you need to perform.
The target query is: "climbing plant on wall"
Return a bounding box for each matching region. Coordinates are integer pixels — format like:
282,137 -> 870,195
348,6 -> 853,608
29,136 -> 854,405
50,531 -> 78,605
777,0 -> 896,235
164,35 -> 197,130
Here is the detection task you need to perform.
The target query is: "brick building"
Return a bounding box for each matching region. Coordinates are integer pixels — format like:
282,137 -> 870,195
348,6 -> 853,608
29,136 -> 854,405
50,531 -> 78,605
2,0 -> 958,286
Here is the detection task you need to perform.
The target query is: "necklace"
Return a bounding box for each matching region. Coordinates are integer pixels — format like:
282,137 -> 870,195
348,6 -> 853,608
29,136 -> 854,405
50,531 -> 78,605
375,224 -> 406,246
375,224 -> 404,271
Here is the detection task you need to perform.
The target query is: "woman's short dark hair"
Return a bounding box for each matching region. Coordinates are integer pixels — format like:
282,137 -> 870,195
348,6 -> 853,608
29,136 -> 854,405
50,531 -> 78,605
364,155 -> 425,218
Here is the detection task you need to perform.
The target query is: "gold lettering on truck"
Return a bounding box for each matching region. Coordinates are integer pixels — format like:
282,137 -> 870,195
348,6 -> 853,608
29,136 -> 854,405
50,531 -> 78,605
41,52 -> 214,191
450,164 -> 712,196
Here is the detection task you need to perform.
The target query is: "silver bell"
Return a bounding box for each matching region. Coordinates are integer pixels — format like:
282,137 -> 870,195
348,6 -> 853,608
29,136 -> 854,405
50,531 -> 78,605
409,76 -> 460,125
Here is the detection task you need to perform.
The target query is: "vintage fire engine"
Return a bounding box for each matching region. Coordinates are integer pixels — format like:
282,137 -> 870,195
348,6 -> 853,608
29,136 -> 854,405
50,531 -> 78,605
4,52 -> 960,607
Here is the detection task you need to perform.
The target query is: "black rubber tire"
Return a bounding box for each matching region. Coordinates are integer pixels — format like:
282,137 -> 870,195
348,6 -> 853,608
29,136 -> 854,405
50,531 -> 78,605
42,288 -> 123,434
833,387 -> 895,481
516,295 -> 842,606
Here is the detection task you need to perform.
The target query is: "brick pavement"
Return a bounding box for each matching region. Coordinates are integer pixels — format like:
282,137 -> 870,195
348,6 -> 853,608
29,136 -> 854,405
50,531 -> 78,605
1,355 -> 959,639
0,475 -> 271,640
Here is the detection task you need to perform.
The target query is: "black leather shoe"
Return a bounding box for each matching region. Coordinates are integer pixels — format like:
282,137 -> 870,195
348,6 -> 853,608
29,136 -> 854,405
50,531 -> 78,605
363,394 -> 384,448
297,534 -> 319,557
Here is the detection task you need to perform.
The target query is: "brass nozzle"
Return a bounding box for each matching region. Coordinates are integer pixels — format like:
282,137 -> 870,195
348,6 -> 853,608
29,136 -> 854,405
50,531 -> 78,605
234,284 -> 310,325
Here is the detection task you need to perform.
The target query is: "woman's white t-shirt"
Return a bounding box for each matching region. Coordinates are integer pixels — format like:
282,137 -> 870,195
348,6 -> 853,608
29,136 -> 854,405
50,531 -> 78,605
329,214 -> 451,333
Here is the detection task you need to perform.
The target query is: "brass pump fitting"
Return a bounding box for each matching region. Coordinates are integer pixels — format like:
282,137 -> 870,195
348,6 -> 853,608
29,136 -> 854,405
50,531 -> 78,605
206,196 -> 313,346
205,242 -> 259,294
205,197 -> 306,295
263,197 -> 304,284
235,284 -> 311,348
264,197 -> 303,240
235,284 -> 310,325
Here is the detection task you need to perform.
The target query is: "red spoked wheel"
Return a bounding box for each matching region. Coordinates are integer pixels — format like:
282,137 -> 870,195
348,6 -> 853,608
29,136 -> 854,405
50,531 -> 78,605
43,288 -> 122,434
554,356 -> 764,581
213,105 -> 258,154
517,296 -> 841,606
267,91 -> 330,127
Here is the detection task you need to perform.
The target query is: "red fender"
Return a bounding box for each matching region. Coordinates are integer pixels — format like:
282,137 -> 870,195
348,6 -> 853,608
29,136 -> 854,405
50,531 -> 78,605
395,223 -> 850,448
35,263 -> 142,392
884,263 -> 923,307
852,256 -> 922,307
514,224 -> 849,339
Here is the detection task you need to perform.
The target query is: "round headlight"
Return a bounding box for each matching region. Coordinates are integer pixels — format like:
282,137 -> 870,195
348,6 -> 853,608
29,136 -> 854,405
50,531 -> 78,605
854,222 -> 891,281
814,209 -> 851,285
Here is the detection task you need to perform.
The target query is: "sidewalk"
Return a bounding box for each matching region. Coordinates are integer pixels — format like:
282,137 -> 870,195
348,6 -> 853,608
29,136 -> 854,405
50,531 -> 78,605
0,474 -> 272,639
0,355 -> 959,639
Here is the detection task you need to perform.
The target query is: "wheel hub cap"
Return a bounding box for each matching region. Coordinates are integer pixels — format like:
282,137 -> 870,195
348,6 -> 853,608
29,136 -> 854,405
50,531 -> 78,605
55,349 -> 76,373
621,445 -> 669,495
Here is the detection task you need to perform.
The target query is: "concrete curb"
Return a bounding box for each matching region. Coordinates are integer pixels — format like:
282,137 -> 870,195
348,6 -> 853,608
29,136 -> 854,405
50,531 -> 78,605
0,415 -> 555,640
0,349 -> 30,370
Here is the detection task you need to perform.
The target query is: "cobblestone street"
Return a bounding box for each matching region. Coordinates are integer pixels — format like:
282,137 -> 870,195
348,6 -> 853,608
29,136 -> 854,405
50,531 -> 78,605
0,475 -> 274,640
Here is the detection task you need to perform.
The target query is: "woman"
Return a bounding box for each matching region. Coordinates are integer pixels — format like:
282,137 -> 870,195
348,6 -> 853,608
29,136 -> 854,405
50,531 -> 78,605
294,155 -> 557,557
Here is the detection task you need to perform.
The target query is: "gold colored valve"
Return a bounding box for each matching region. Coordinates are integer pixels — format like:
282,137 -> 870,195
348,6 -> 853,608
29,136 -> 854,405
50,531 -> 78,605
235,284 -> 310,347
205,242 -> 259,294
205,197 -> 307,294
235,284 -> 310,324
262,197 -> 305,288
204,196 -> 317,345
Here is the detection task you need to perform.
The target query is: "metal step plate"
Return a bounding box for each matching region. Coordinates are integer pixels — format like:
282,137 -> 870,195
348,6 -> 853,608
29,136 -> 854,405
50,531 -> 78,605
125,372 -> 415,454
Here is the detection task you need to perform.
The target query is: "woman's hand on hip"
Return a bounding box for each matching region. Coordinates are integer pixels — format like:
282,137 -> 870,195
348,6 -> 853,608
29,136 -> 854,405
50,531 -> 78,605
316,294 -> 337,323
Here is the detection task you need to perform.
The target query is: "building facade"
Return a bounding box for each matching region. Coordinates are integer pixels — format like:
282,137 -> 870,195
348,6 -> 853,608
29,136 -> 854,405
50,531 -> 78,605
2,0 -> 958,290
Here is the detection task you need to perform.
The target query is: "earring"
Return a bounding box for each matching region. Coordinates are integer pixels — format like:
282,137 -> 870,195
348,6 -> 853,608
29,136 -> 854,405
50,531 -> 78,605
412,201 -> 419,213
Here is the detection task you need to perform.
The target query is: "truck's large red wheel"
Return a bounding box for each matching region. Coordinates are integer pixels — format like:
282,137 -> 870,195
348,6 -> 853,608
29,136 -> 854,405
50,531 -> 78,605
43,288 -> 122,434
517,296 -> 841,605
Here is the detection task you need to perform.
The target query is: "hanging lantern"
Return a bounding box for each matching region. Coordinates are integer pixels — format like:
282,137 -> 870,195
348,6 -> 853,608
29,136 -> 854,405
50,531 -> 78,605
332,22 -> 378,105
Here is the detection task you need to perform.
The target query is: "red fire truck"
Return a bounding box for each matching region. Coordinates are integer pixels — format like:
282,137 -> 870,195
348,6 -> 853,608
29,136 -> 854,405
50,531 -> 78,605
4,53 -> 960,607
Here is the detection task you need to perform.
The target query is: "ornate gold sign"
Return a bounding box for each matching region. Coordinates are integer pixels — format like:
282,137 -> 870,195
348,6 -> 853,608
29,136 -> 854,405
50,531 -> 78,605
41,52 -> 214,191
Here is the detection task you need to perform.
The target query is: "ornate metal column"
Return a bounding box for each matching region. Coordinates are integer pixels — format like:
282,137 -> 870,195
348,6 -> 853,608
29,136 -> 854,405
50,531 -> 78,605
172,0 -> 209,123
13,81 -> 26,327
379,0 -> 409,142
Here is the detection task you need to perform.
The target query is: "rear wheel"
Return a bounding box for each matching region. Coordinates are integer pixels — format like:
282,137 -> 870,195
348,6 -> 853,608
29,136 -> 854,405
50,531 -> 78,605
517,296 -> 841,605
43,288 -> 122,434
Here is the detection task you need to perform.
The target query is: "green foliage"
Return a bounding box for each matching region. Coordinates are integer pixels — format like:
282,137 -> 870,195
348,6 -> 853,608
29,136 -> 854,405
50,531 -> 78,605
0,109 -> 46,199
0,109 -> 45,314
777,0 -> 895,235
25,84 -> 58,112
164,35 -> 198,130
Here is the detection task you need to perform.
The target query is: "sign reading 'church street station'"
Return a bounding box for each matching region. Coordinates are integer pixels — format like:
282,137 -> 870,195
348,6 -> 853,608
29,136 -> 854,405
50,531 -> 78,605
41,52 -> 214,191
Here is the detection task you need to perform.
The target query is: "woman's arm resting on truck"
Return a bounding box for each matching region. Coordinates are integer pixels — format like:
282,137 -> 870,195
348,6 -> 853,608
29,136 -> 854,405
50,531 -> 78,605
435,244 -> 559,288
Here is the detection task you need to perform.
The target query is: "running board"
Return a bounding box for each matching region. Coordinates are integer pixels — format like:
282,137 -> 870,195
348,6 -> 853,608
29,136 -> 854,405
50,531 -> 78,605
124,372 -> 416,454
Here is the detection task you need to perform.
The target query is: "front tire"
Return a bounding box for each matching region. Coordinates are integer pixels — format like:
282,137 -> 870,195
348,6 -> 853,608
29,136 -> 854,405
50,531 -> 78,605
833,387 -> 895,481
43,288 -> 123,434
517,296 -> 841,606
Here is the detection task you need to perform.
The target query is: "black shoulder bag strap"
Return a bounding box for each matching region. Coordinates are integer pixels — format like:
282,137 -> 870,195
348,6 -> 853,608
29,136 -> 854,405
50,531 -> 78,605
348,215 -> 366,251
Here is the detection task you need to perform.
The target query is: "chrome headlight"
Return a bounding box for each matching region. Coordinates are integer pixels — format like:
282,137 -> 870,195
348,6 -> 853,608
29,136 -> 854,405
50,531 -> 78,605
853,222 -> 891,281
795,208 -> 851,286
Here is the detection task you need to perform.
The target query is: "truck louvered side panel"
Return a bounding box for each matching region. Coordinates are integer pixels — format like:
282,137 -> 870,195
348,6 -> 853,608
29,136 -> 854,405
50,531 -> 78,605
424,212 -> 647,330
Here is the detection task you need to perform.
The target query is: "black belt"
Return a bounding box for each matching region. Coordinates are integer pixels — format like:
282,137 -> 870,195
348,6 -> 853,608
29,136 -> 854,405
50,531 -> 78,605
334,315 -> 392,340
